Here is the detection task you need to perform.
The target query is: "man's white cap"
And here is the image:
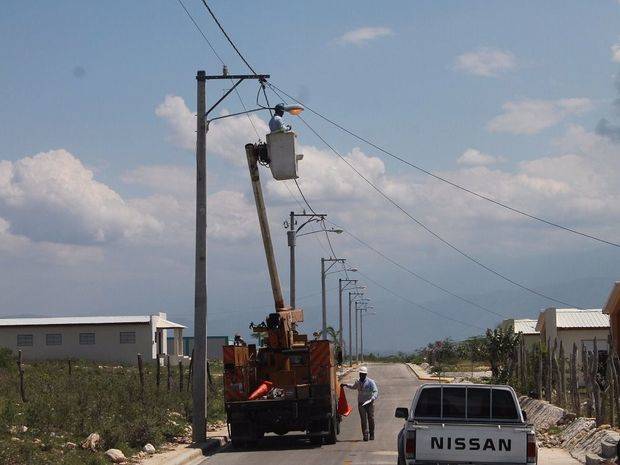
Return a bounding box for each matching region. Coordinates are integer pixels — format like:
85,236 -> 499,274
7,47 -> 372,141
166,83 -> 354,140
359,366 -> 368,374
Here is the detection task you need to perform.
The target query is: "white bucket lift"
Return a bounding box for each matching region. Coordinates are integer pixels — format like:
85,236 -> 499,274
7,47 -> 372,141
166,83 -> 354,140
266,131 -> 303,180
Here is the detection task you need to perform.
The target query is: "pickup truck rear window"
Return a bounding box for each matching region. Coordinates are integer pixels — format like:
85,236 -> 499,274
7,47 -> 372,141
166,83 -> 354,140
492,388 -> 518,420
414,386 -> 441,417
413,386 -> 519,422
442,387 -> 465,418
467,387 -> 490,419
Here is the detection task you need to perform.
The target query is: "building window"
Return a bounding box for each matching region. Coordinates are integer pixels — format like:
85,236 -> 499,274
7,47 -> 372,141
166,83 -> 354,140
119,331 -> 136,344
79,333 -> 95,345
17,334 -> 33,347
46,334 -> 62,346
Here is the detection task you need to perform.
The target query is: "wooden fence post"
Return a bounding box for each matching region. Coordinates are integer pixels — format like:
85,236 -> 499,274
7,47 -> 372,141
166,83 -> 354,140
558,340 -> 566,408
188,348 -> 194,392
16,350 -> 26,402
156,355 -> 161,391
546,338 -> 552,402
537,344 -> 543,400
571,343 -> 580,415
179,361 -> 184,392
137,353 -> 145,400
167,354 -> 172,392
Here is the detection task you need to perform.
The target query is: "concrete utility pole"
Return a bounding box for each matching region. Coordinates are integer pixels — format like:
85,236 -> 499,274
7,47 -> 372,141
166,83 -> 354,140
288,212 -> 296,308
193,70 -> 207,443
191,68 -> 270,444
339,279 -> 357,362
321,257 -> 345,339
287,212 -> 329,309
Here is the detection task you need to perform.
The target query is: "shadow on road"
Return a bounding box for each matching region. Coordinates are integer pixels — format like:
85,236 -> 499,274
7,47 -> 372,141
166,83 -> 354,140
217,434 -> 324,454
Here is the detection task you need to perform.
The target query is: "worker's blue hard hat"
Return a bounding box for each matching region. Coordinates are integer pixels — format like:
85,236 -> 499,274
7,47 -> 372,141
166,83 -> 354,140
274,103 -> 285,112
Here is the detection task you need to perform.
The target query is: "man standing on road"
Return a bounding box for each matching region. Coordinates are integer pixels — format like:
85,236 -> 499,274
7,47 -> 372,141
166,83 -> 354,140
341,366 -> 378,441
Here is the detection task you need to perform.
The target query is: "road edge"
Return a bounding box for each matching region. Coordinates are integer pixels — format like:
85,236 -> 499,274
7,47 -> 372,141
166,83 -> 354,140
405,362 -> 454,383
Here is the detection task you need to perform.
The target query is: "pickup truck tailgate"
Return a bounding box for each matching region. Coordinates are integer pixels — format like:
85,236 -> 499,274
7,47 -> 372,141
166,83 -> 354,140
415,423 -> 530,464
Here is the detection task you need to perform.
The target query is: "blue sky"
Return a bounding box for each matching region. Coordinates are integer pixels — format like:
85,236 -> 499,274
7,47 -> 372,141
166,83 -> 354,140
2,1 -> 620,352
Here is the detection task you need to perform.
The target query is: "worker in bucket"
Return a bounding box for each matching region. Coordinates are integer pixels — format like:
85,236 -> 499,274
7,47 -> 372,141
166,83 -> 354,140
340,366 -> 378,441
269,103 -> 292,133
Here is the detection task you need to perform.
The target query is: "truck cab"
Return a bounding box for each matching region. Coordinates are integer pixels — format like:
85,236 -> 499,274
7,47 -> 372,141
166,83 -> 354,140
395,383 -> 537,465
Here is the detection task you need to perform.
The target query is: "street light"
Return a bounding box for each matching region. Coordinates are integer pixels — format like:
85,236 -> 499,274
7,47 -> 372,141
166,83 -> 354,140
359,306 -> 375,364
320,257 -> 347,339
193,68 -> 302,443
339,279 -> 357,365
349,291 -> 366,366
287,211 -> 342,309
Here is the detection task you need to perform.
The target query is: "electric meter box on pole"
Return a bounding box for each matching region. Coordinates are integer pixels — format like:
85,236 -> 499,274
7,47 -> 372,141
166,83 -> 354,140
266,131 -> 303,180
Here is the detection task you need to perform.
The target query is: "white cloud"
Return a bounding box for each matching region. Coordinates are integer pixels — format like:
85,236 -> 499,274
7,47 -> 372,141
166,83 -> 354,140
487,98 -> 593,134
337,27 -> 393,46
454,48 -> 516,77
122,165 -> 194,196
612,43 -> 620,63
457,148 -> 502,166
0,149 -> 161,245
155,95 -> 268,166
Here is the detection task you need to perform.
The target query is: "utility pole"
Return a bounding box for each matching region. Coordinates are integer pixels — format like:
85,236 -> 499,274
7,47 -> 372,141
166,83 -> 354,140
339,279 -> 357,364
355,300 -> 359,363
321,257 -> 345,339
288,212 -> 296,308
192,68 -> 270,444
193,70 -> 207,443
287,212 -> 328,309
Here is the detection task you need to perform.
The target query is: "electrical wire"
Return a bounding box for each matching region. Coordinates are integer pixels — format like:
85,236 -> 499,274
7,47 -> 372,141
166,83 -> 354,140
199,0 -> 258,75
294,179 -> 317,215
326,219 -> 509,319
356,271 -> 485,331
269,88 -> 580,308
267,82 -> 620,249
176,0 -> 260,139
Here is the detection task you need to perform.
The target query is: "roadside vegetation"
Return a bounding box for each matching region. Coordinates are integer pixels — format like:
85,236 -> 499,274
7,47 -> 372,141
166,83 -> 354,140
366,331 -> 521,384
0,348 -> 224,465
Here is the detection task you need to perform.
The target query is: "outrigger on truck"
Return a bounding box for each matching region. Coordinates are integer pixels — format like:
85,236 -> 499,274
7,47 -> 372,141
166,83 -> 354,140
222,135 -> 342,447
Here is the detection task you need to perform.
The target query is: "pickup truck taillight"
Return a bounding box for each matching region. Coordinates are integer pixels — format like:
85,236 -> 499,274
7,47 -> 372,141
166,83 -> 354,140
526,432 -> 537,464
405,431 -> 416,459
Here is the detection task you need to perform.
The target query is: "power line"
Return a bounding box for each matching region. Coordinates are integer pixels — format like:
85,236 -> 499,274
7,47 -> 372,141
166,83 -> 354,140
326,219 -> 509,319
199,0 -> 258,75
176,0 -> 260,139
176,0 -> 226,65
356,271 -> 485,331
267,82 -> 620,249
268,87 -> 579,308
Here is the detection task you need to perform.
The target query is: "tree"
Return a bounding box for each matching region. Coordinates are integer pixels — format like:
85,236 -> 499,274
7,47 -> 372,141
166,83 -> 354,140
485,327 -> 520,384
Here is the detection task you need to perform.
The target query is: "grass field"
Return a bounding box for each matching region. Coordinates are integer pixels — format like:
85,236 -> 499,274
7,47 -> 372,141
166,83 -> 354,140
0,348 -> 224,465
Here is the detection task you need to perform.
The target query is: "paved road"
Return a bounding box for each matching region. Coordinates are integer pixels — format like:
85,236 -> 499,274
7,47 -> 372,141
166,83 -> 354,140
199,363 -> 578,465
200,363 -> 419,465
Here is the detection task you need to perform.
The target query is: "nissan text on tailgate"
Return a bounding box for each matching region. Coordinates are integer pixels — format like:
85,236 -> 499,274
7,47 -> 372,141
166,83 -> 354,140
395,383 -> 537,465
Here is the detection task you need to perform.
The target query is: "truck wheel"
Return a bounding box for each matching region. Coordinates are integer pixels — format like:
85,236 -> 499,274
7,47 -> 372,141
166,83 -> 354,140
325,416 -> 337,445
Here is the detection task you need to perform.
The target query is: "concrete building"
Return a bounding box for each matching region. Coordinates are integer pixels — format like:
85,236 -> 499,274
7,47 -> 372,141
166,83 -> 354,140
535,308 -> 610,364
499,318 -> 540,349
602,281 -> 620,356
0,313 -> 188,364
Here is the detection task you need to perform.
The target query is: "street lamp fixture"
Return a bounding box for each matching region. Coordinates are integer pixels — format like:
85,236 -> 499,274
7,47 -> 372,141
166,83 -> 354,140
192,68 -> 302,443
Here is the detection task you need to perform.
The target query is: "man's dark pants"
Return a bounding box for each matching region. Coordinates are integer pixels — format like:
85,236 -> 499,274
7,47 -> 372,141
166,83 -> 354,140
358,401 -> 375,439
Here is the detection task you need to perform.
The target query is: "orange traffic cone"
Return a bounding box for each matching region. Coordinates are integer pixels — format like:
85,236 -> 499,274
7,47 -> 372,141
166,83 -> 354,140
337,387 -> 352,416
248,380 -> 273,400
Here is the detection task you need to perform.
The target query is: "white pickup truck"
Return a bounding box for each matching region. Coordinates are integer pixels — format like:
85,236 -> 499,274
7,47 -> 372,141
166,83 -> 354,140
396,383 -> 537,465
